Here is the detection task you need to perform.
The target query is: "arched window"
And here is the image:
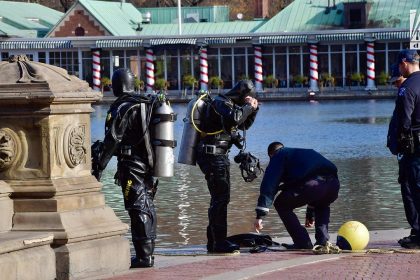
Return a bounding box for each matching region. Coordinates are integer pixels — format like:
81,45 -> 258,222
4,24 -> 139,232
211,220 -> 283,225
74,26 -> 85,36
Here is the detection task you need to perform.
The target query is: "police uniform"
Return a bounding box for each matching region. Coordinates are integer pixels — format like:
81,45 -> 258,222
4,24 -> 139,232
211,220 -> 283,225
389,69 -> 420,247
196,80 -> 258,253
92,69 -> 157,267
255,147 -> 339,248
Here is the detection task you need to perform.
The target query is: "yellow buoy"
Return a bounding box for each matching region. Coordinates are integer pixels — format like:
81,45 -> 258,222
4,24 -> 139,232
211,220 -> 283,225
336,221 -> 369,250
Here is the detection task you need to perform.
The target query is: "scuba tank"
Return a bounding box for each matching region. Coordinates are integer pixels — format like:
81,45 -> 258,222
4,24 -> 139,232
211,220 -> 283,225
151,94 -> 177,177
178,90 -> 209,165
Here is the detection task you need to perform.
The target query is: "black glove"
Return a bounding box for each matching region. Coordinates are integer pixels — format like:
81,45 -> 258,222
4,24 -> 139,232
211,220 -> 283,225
92,168 -> 102,181
91,140 -> 104,181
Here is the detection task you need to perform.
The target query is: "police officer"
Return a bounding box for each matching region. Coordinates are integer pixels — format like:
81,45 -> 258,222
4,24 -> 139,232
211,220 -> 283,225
196,80 -> 259,253
388,49 -> 420,249
254,142 -> 340,250
92,68 -> 158,267
387,63 -> 406,155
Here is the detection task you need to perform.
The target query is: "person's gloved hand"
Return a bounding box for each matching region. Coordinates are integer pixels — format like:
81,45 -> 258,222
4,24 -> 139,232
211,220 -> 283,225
244,96 -> 258,110
254,218 -> 263,233
92,168 -> 102,181
305,206 -> 315,227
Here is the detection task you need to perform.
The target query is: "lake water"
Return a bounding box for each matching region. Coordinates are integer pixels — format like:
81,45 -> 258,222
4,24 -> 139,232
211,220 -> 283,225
91,98 -> 405,249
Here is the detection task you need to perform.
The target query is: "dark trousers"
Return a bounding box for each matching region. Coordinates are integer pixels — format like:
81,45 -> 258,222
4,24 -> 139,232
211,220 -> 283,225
119,171 -> 157,258
197,153 -> 231,247
399,155 -> 420,237
274,176 -> 340,247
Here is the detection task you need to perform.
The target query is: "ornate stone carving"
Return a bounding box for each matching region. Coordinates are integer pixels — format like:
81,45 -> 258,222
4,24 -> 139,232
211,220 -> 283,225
8,54 -> 46,83
0,129 -> 17,171
64,125 -> 87,168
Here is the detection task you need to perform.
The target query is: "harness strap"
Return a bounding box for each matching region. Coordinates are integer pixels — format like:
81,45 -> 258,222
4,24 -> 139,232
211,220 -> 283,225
140,102 -> 154,168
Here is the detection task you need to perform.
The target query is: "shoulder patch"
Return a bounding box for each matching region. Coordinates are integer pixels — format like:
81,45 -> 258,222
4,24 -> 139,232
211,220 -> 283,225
398,87 -> 406,97
106,113 -> 112,121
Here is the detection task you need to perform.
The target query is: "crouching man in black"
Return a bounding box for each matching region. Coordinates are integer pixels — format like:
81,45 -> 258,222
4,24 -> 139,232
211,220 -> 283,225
92,68 -> 157,268
254,142 -> 340,250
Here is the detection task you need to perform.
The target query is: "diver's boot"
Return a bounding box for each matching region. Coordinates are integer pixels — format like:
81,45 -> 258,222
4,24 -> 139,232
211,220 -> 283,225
206,226 -> 215,252
131,239 -> 155,268
212,240 -> 240,253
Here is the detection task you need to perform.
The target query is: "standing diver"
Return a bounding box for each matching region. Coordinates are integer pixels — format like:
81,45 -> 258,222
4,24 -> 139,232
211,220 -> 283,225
193,80 -> 259,253
92,68 -> 176,267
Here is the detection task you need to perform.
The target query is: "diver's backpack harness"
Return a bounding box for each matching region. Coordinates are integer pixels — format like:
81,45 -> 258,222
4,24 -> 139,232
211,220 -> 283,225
191,91 -> 223,137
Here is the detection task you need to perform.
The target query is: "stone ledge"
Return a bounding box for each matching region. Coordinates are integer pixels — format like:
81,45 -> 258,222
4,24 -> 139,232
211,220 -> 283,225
0,231 -> 54,254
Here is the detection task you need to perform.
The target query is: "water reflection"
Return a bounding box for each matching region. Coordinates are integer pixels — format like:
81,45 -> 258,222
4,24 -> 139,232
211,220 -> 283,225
92,99 -> 405,248
334,116 -> 390,124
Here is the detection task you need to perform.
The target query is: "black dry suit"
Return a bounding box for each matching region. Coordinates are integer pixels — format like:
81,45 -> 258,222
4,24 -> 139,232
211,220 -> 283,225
195,80 -> 258,252
94,92 -> 157,266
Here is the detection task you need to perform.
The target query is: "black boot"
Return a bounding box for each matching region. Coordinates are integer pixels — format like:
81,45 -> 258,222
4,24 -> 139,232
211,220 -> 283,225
206,226 -> 214,252
131,239 -> 155,268
212,240 -> 240,253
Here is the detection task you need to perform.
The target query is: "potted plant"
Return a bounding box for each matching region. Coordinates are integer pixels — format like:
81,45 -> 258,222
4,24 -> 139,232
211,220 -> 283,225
264,74 -> 279,89
182,74 -> 198,96
154,78 -> 169,93
376,71 -> 389,86
293,75 -> 308,87
100,76 -> 111,94
209,76 -> 224,93
321,73 -> 335,87
350,72 -> 365,86
238,74 -> 249,81
134,77 -> 144,93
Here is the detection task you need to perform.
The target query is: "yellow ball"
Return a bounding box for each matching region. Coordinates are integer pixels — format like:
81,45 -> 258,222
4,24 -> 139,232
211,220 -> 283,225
336,221 -> 369,250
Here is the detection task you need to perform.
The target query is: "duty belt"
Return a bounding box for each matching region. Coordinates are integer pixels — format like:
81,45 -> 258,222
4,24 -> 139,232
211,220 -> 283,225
199,144 -> 228,155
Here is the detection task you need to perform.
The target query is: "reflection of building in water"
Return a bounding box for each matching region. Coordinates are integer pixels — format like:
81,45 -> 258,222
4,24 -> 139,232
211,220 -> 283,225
332,157 -> 404,232
0,0 -> 417,93
177,165 -> 192,245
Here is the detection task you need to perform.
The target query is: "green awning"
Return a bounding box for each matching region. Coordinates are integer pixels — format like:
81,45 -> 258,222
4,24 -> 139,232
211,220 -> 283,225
258,35 -> 307,45
149,38 -> 196,45
373,31 -> 409,40
205,36 -> 252,45
0,40 -> 72,49
316,33 -> 364,41
96,39 -> 143,48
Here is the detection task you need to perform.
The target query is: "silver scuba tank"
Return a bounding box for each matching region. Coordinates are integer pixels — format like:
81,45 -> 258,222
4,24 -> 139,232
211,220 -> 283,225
152,98 -> 177,177
178,92 -> 207,165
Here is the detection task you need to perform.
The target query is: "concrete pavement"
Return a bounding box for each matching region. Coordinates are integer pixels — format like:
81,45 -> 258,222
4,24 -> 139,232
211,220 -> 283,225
102,228 -> 420,280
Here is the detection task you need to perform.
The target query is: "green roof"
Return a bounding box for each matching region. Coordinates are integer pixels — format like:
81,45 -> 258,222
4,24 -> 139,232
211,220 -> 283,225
138,6 -> 229,24
139,20 -> 266,36
77,0 -> 143,36
0,0 -> 63,37
256,0 -> 419,33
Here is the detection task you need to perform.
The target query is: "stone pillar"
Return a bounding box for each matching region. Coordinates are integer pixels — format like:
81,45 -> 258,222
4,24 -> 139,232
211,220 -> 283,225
254,45 -> 263,92
199,47 -> 208,91
0,55 -> 130,280
0,180 -> 56,280
145,48 -> 155,93
365,41 -> 377,91
92,49 -> 101,91
308,43 -> 319,93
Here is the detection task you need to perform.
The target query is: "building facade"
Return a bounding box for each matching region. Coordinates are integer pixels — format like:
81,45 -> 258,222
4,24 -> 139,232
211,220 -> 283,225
0,0 -> 415,93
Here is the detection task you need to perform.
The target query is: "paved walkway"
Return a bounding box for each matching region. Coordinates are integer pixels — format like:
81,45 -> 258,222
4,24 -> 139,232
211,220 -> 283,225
103,228 -> 420,280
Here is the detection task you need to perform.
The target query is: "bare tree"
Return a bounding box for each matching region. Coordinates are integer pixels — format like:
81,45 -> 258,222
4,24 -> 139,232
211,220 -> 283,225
59,0 -> 75,12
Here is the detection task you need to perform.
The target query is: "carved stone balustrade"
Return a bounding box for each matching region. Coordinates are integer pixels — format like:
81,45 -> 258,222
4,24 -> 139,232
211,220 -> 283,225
0,55 -> 130,280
